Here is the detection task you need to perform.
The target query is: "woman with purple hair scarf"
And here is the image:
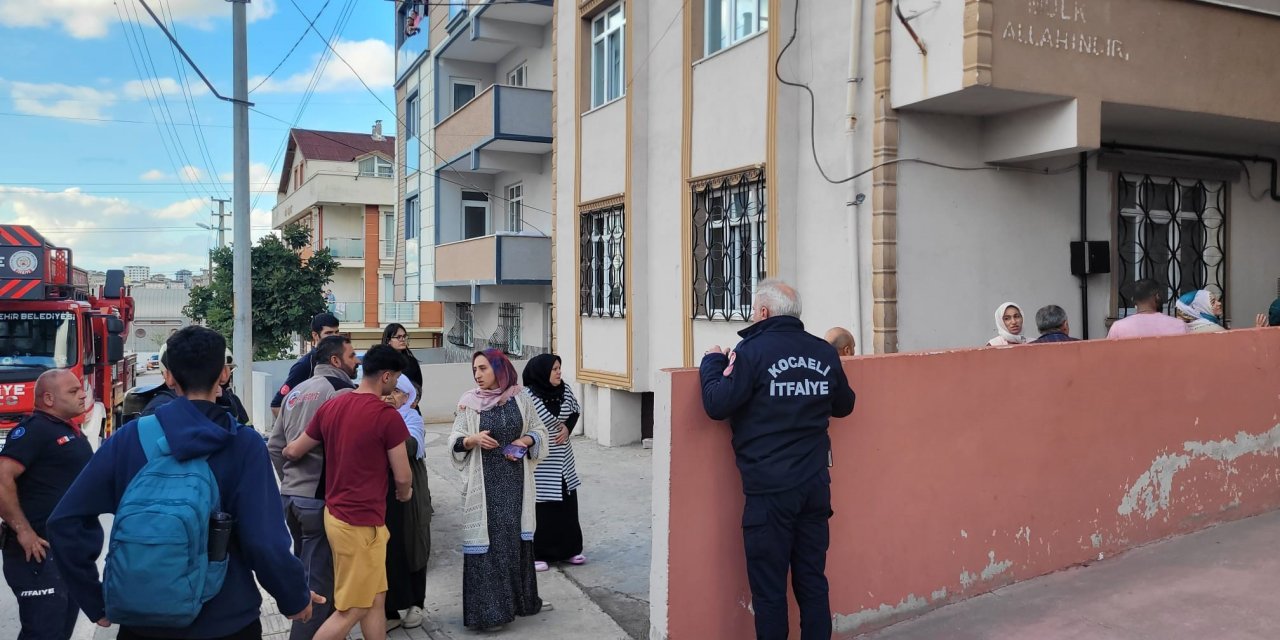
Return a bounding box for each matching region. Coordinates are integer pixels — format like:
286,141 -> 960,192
449,349 -> 552,631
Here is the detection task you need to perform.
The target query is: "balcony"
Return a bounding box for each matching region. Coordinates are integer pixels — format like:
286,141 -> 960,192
437,0 -> 552,65
272,173 -> 395,228
379,302 -> 419,324
890,0 -> 1280,162
324,237 -> 364,261
435,85 -> 552,173
434,232 -> 551,287
329,301 -> 364,325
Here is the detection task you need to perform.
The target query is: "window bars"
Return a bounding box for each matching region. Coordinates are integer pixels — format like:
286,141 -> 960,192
579,202 -> 626,318
692,168 -> 767,321
490,303 -> 524,357
446,302 -> 474,348
1116,173 -> 1227,317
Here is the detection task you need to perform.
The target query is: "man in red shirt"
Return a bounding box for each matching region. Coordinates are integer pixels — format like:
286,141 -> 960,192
283,345 -> 412,640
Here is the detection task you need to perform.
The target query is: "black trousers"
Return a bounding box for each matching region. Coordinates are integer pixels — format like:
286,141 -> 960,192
1,538 -> 80,640
741,469 -> 833,640
118,620 -> 262,640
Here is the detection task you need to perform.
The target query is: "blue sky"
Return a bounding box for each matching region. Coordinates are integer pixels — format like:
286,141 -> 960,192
0,0 -> 396,275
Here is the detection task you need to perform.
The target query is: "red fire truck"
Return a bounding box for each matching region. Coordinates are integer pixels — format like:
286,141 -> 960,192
0,225 -> 135,447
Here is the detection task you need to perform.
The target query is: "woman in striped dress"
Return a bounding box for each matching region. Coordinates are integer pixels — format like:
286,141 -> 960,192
522,354 -> 586,571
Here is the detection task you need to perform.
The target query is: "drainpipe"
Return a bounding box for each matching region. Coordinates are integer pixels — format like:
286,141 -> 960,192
847,0 -> 865,352
1078,152 -> 1089,339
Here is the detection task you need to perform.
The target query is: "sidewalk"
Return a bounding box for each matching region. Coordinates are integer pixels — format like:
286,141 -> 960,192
862,509 -> 1280,640
261,423 -> 653,640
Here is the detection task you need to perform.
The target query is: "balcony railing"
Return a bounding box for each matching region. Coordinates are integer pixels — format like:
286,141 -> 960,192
435,232 -> 551,287
380,303 -> 418,324
329,301 -> 364,324
434,85 -> 552,167
324,237 -> 364,259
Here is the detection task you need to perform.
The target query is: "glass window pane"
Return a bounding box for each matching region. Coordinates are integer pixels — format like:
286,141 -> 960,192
609,6 -> 623,30
593,40 -> 606,106
759,0 -> 768,29
608,32 -> 622,101
453,82 -> 476,111
735,0 -> 758,40
593,15 -> 604,38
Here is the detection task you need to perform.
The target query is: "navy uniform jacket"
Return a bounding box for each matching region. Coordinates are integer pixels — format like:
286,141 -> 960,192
700,315 -> 855,495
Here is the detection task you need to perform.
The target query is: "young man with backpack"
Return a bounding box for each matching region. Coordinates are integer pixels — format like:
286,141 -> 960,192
48,326 -> 323,639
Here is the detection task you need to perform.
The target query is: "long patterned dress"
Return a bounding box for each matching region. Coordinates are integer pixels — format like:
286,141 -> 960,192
461,400 -> 541,629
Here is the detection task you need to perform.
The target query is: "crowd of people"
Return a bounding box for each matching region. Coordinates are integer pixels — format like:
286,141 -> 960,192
983,278 -> 1280,346
0,309 -> 588,640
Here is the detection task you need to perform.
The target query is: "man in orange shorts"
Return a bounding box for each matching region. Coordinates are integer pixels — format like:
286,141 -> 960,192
284,345 -> 413,640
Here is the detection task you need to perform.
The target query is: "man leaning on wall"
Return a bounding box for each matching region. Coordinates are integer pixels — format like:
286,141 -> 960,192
699,280 -> 857,640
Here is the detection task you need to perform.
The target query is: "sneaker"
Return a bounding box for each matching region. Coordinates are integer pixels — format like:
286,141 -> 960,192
403,606 -> 424,629
534,560 -> 549,572
387,618 -> 403,630
568,554 -> 587,565
541,600 -> 555,612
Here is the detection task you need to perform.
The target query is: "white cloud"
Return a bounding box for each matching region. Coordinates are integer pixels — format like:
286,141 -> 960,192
123,77 -> 208,100
0,0 -> 276,40
251,38 -> 393,94
179,165 -> 204,181
4,80 -> 116,120
221,162 -> 279,194
154,197 -> 207,220
140,169 -> 168,181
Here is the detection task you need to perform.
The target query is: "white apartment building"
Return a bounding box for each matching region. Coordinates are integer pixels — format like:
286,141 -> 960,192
554,0 -> 1280,445
272,126 -> 444,349
395,0 -> 554,362
123,265 -> 150,284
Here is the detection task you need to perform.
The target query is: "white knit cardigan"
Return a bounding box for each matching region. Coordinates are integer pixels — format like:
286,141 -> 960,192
449,392 -> 550,554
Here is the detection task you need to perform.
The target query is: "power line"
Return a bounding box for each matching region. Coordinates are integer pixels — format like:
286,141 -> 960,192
0,111 -> 287,129
159,0 -> 229,199
249,0 -> 333,94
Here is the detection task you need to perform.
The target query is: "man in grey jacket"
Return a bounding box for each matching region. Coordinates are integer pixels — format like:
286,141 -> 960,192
267,335 -> 358,639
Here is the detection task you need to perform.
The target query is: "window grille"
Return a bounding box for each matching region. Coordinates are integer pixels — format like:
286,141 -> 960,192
491,303 -> 524,356
579,202 -> 626,318
692,168 -> 767,320
1116,173 -> 1227,317
447,302 -> 474,348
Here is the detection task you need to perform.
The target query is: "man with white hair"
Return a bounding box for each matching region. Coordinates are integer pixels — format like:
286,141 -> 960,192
699,279 -> 856,640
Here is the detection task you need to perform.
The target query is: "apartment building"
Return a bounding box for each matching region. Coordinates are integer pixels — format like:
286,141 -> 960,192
554,0 -> 1280,445
395,0 -> 554,362
272,126 -> 444,349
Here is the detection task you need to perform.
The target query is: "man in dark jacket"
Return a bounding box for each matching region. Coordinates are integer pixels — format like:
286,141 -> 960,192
48,326 -> 322,638
700,279 -> 855,640
270,313 -> 342,418
1030,305 -> 1080,344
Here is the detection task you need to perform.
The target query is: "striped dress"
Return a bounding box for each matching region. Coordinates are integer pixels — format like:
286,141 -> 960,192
526,386 -> 582,502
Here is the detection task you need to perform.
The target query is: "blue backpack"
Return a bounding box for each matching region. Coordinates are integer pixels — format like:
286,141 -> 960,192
103,415 -> 228,627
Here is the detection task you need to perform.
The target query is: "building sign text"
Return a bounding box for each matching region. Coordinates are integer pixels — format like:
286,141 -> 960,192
1001,0 -> 1130,61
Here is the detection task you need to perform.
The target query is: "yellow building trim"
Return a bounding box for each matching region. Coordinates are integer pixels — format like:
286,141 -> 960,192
872,0 -> 899,353
765,0 -> 780,278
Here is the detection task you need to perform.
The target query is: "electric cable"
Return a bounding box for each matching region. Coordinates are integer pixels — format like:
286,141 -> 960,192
158,0 -> 230,199
250,0 -> 333,94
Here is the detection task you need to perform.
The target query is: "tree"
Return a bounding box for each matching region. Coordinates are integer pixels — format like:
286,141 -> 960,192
185,224 -> 338,360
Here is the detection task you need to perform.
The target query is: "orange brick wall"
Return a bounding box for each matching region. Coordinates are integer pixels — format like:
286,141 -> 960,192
364,205 -> 379,327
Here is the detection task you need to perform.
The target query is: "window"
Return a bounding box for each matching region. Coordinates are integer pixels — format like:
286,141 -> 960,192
463,191 -> 490,239
405,196 -> 419,241
579,202 -> 626,317
451,78 -> 480,113
507,63 -> 528,87
491,303 -> 524,356
505,183 -> 524,232
447,302 -> 474,348
382,274 -> 395,302
590,3 -> 625,108
705,0 -> 768,56
448,0 -> 466,23
406,93 -> 420,172
382,211 -> 396,259
692,169 -> 767,320
1116,173 -> 1227,317
358,156 -> 393,178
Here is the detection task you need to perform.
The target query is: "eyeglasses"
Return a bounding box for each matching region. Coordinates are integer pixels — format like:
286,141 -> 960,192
391,334 -> 408,341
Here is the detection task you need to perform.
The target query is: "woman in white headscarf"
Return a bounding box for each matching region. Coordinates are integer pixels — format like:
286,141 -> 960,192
1175,289 -> 1226,333
987,302 -> 1029,346
384,375 -> 431,629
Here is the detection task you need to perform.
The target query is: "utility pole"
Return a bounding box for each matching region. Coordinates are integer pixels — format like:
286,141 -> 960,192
210,197 -> 230,248
231,0 -> 253,413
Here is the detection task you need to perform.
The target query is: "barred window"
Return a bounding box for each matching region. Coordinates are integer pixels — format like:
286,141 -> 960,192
692,169 -> 767,320
1116,173 -> 1226,317
490,303 -> 523,356
447,302 -> 474,348
579,203 -> 626,317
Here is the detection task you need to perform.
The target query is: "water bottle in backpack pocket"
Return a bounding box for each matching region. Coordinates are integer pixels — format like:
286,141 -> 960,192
104,415 -> 229,627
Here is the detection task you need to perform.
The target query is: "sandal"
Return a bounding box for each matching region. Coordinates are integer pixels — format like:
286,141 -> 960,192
568,554 -> 587,565
534,560 -> 549,572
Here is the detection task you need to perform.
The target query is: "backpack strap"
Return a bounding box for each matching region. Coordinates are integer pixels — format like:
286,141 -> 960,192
137,415 -> 171,461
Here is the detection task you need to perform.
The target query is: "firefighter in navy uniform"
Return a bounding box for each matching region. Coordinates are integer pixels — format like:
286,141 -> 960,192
0,369 -> 93,640
699,280 -> 856,640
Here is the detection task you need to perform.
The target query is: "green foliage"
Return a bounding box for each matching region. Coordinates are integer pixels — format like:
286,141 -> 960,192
185,224 -> 338,360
